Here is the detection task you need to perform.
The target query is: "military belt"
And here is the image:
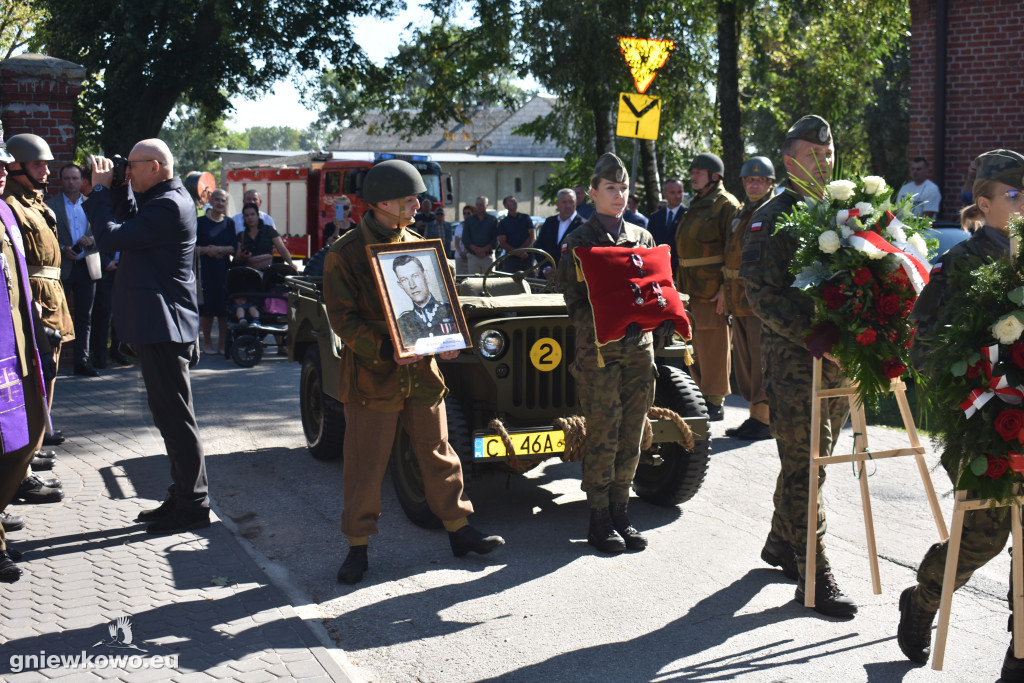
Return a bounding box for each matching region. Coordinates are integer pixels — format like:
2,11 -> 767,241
680,255 -> 724,267
27,265 -> 61,280
722,267 -> 741,279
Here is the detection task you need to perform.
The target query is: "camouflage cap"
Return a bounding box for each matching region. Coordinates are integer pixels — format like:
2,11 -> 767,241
785,115 -> 832,146
975,149 -> 1024,191
591,152 -> 628,186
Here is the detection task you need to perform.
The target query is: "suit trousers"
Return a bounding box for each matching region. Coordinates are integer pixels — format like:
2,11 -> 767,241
731,314 -> 768,416
466,253 -> 494,275
341,400 -> 473,538
689,301 -> 731,399
65,260 -> 96,367
90,268 -> 119,361
135,341 -> 208,513
0,373 -> 47,550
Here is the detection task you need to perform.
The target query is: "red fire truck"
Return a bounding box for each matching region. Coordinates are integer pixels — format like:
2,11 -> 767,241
224,152 -> 452,258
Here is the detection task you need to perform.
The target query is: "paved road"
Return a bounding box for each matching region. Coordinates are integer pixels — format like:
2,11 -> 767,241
193,351 -> 1006,682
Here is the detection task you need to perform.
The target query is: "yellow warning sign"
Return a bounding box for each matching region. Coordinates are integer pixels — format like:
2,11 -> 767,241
616,93 -> 661,140
618,37 -> 674,94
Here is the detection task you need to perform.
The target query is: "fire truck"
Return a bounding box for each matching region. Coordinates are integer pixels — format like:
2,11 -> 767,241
224,152 -> 452,258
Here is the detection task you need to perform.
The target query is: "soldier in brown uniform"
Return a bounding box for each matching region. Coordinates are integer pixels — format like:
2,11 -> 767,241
322,160 -> 503,585
740,115 -> 857,617
722,157 -> 775,441
675,153 -> 739,422
3,134 -> 70,505
556,153 -> 674,554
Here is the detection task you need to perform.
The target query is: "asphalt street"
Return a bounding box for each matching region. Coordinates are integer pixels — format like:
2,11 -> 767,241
192,350 -> 1009,682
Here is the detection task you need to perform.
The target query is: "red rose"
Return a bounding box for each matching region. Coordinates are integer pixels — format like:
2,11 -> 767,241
985,456 -> 1010,479
878,294 -> 901,317
891,269 -> 909,285
856,328 -> 877,345
882,359 -> 906,379
822,285 -> 845,310
853,268 -> 872,286
966,362 -> 981,379
1011,342 -> 1024,369
994,409 -> 1024,442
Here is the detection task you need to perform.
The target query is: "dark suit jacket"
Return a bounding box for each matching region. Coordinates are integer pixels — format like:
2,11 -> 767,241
647,205 -> 685,274
84,177 -> 199,345
536,214 -> 583,267
46,192 -> 100,281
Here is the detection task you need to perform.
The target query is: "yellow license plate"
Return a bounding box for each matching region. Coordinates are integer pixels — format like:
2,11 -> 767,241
474,429 -> 565,460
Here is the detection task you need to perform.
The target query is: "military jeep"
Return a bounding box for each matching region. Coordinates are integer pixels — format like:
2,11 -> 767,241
286,250 -> 711,528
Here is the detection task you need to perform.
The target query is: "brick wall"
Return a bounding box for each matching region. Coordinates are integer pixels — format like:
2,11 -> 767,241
910,0 -> 1024,220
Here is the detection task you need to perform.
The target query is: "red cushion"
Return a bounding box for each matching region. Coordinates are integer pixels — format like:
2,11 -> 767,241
572,244 -> 692,345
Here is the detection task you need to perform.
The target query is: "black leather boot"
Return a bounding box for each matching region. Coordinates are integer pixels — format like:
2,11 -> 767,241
587,507 -> 626,554
761,531 -> 798,580
337,545 -> 368,585
449,526 -> 505,557
795,568 -> 858,617
0,550 -> 22,583
897,586 -> 935,664
609,501 -> 647,550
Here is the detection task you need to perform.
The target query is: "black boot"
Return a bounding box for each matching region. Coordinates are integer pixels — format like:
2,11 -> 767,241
0,550 -> 22,583
337,545 -> 368,585
1002,644 -> 1024,682
136,498 -> 176,523
897,586 -> 935,664
795,568 -> 858,617
760,531 -> 798,580
609,501 -> 647,550
587,507 -> 626,554
449,526 -> 505,557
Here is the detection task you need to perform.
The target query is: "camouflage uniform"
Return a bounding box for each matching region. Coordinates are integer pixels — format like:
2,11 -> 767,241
909,225 -> 1013,612
675,182 -> 739,400
724,192 -> 773,425
740,178 -> 852,575
395,299 -> 456,348
557,215 -> 657,508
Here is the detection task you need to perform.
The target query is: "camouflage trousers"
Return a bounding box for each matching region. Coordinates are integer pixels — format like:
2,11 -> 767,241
571,342 -> 656,508
913,459 -> 1015,613
766,355 -> 851,576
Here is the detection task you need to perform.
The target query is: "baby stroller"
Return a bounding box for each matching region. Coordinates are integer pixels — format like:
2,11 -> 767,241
223,262 -> 297,367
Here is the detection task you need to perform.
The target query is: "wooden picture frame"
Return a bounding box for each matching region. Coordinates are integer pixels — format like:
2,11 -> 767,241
366,239 -> 470,358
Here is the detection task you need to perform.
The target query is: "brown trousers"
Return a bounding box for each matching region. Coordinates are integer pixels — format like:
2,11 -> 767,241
731,314 -> 768,419
342,400 -> 474,538
1,372 -> 47,550
689,301 -> 731,399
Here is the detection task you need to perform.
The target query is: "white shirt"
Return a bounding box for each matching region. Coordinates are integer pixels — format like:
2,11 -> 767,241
63,193 -> 88,252
233,210 -> 276,234
556,211 -> 579,244
896,179 -> 942,216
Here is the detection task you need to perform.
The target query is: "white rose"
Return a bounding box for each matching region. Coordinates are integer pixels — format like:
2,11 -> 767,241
827,180 -> 857,201
993,315 -> 1024,344
908,232 -> 929,257
855,201 -> 874,217
818,230 -> 841,254
862,175 -> 887,195
887,226 -> 907,243
840,225 -> 854,239
835,209 -> 849,226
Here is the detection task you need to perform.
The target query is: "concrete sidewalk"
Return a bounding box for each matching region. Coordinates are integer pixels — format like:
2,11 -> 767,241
1,361 -> 354,682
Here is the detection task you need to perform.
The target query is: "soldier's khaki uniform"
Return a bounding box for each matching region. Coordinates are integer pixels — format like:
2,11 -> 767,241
724,193 -> 773,426
909,225 -> 1012,613
323,214 -> 473,538
740,180 -> 851,575
3,182 -> 73,340
557,216 -> 657,508
675,183 -> 739,399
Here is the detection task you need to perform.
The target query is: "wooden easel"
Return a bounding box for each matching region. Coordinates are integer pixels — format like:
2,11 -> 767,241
804,357 -> 949,608
931,487 -> 1024,670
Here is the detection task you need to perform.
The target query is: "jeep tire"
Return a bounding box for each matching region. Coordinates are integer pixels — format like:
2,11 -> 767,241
300,345 -> 345,461
632,364 -> 712,506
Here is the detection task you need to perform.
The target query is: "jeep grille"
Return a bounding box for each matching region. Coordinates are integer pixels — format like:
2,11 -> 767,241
509,324 -> 576,410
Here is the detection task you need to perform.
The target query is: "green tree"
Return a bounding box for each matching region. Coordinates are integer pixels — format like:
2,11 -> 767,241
35,0 -> 398,156
0,1 -> 46,61
160,105 -> 248,175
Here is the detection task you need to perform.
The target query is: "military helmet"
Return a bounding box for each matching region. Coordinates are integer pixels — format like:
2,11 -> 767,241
5,134 -> 54,163
740,156 -> 775,180
363,159 -> 427,204
690,152 -> 724,176
0,122 -> 13,165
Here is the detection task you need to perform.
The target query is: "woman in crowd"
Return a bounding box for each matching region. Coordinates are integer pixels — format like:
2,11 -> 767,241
197,189 -> 234,353
236,202 -> 293,269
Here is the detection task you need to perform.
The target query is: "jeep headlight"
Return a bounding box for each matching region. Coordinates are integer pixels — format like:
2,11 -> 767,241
478,329 -> 507,359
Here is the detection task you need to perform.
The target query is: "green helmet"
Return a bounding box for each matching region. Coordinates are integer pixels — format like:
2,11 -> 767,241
363,159 -> 427,204
740,156 -> 775,180
6,134 -> 54,163
690,152 -> 724,177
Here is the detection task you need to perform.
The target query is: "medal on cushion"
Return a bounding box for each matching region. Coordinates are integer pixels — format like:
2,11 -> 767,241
630,282 -> 644,306
652,281 -> 667,309
630,252 -> 646,278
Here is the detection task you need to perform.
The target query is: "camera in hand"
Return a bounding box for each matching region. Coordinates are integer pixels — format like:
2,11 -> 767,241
111,156 -> 129,187
72,244 -> 84,255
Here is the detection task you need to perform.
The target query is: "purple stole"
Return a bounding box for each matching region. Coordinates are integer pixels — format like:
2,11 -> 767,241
0,200 -> 47,453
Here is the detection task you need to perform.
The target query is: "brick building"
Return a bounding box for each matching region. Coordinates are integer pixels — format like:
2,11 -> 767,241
909,0 -> 1024,221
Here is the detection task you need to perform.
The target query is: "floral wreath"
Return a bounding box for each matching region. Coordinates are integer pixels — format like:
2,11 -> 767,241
780,171 -> 935,407
922,216 -> 1024,501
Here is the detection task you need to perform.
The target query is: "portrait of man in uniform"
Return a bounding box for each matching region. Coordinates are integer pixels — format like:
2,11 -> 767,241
393,254 -> 456,342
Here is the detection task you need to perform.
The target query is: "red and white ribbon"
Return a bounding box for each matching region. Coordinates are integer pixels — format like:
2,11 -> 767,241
961,345 -> 1024,418
847,230 -> 930,294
